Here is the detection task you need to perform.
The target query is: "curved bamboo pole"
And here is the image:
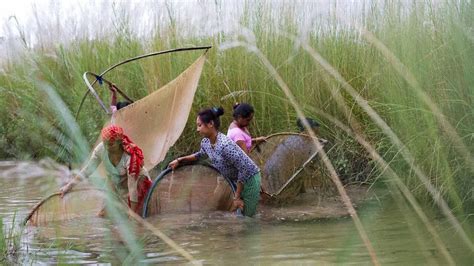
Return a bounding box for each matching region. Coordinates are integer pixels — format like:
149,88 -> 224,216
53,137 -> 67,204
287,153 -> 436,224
75,46 -> 212,118
22,188 -> 103,225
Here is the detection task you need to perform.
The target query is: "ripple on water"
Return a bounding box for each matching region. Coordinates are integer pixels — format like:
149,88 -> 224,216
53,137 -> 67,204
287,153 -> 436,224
1,161 -> 472,265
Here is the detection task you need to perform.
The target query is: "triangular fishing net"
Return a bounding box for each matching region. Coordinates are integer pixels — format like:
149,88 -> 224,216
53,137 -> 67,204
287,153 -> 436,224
112,55 -> 207,170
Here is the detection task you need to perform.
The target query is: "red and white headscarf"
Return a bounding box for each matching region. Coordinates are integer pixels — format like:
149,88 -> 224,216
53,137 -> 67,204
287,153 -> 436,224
101,125 -> 144,179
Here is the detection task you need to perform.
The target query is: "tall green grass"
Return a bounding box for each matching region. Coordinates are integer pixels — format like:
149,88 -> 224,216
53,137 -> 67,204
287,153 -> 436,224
0,214 -> 22,264
0,0 -> 472,250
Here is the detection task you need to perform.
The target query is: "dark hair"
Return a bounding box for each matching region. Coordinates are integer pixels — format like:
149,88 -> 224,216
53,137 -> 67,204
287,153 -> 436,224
198,106 -> 225,129
296,117 -> 320,132
117,101 -> 131,110
232,103 -> 254,119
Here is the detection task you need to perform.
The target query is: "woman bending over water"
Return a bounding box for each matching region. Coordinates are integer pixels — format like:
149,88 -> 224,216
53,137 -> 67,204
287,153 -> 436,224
60,125 -> 152,215
169,107 -> 261,217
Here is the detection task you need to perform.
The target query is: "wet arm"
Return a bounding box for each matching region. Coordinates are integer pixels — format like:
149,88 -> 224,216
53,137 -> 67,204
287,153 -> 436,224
235,140 -> 249,154
62,145 -> 102,191
60,160 -> 97,196
250,136 -> 266,150
234,181 -> 244,199
110,84 -> 117,106
251,136 -> 266,143
169,154 -> 199,169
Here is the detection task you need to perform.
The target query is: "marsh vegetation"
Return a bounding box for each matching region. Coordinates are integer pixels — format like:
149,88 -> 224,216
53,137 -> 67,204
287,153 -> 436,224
0,0 -> 472,264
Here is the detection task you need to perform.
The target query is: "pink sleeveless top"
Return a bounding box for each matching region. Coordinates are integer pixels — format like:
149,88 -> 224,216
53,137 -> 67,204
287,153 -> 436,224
227,125 -> 252,151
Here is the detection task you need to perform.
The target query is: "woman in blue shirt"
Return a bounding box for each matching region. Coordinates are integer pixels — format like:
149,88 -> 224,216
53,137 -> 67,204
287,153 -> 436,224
169,107 -> 261,217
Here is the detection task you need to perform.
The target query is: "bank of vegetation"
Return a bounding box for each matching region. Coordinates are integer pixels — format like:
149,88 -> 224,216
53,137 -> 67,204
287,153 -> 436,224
0,0 -> 472,219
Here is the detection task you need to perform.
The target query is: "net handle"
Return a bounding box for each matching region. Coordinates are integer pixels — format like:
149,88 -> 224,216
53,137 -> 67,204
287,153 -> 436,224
251,132 -> 327,153
274,150 -> 321,196
141,162 -> 236,218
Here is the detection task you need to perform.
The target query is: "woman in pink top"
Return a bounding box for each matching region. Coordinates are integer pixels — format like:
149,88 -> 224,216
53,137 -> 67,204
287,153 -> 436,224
227,103 -> 265,154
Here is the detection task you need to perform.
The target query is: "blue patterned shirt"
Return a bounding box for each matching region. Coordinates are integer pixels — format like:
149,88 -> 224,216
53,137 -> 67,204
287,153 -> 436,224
194,132 -> 260,183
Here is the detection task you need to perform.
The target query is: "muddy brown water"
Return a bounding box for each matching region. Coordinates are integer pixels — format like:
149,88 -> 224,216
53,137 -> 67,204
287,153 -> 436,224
0,160 -> 472,264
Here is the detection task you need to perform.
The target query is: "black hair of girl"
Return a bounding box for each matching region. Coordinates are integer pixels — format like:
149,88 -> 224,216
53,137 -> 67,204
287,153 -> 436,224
198,106 -> 224,130
117,101 -> 131,110
296,117 -> 320,132
232,103 -> 254,119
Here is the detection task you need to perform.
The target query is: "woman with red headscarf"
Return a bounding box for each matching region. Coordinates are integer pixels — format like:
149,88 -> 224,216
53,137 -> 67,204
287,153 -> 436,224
60,125 -> 152,215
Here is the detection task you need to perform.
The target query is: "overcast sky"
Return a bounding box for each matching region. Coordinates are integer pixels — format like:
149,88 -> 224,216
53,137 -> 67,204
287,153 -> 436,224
0,0 -> 351,36
1,0 -> 71,36
0,0 -> 380,54
0,0 -> 31,27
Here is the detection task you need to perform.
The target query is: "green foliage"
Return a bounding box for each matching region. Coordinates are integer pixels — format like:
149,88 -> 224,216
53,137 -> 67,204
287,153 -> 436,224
0,0 -> 472,213
0,218 -> 5,261
0,215 -> 22,264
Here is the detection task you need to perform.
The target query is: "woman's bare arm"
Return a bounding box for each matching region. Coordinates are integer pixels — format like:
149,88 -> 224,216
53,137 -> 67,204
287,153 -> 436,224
168,154 -> 198,170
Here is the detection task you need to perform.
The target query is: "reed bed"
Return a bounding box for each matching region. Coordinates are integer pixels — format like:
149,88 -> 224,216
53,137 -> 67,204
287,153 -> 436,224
0,0 -> 473,262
